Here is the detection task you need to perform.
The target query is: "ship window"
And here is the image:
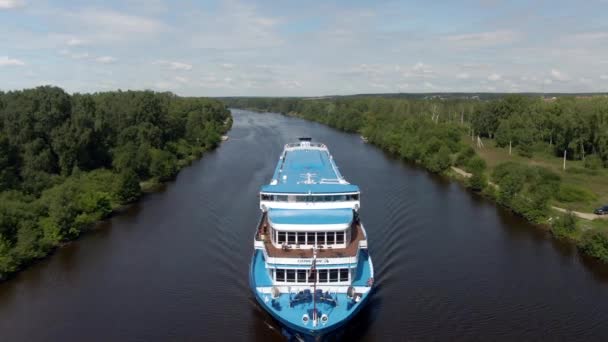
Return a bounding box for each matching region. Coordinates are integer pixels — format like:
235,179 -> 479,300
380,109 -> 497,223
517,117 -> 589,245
261,194 -> 270,201
317,232 -> 325,245
327,232 -> 335,244
286,269 -> 295,282
287,232 -> 296,244
288,195 -> 296,203
318,269 -> 328,283
297,232 -> 306,244
297,270 -> 307,283
349,194 -> 359,200
277,232 -> 286,243
329,269 -> 339,282
276,195 -> 288,202
339,269 -> 349,282
296,196 -> 306,202
306,232 -> 315,245
276,269 -> 285,282
336,232 -> 345,244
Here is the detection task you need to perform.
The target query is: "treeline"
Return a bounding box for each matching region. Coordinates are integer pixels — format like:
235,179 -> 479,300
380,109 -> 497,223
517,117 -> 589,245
225,95 -> 608,166
471,96 -> 608,165
223,95 -> 608,263
0,86 -> 231,279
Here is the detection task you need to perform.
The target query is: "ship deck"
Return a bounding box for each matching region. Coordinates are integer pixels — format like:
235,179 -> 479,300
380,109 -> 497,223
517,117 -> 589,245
256,212 -> 365,258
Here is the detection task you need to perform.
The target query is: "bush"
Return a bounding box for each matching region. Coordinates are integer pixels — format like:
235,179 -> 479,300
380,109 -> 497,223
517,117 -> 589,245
555,184 -> 598,203
550,211 -> 577,239
149,149 -> 178,181
584,155 -> 603,170
455,146 -> 475,166
468,171 -> 487,192
516,144 -> 533,158
425,145 -> 452,173
578,229 -> 608,263
465,156 -> 486,173
116,170 -> 141,204
565,167 -> 599,176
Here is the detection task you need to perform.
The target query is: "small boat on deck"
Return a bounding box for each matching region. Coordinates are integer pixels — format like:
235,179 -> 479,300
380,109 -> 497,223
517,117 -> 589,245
249,137 -> 374,338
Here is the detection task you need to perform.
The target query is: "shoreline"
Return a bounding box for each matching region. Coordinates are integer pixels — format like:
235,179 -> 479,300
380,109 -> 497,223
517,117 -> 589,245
0,129 -> 232,284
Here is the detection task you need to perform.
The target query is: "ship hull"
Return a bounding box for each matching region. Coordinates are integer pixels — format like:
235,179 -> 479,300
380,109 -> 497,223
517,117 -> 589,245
249,250 -> 373,339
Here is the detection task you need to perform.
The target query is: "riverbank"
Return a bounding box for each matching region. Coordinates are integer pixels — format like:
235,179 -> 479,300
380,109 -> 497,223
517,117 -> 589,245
0,88 -> 234,282
450,166 -> 607,221
0,128 -> 232,283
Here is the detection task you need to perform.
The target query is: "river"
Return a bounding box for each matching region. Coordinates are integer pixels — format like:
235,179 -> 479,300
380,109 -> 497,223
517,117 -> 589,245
1,109 -> 608,341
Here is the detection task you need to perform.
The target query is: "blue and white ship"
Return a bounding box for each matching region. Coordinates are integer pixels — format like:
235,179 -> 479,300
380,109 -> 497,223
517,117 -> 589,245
250,138 -> 374,339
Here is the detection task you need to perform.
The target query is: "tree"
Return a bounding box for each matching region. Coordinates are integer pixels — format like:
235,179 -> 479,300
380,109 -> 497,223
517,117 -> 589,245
116,170 -> 141,203
0,134 -> 20,191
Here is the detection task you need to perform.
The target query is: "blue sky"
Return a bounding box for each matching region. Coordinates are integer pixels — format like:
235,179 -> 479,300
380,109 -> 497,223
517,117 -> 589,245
1,0 -> 608,96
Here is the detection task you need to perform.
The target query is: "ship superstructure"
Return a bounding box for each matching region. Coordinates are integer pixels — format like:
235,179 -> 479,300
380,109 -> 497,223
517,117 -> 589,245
249,138 -> 374,337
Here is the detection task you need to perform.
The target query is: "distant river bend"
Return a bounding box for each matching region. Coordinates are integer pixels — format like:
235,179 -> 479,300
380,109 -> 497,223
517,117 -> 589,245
1,109 -> 608,341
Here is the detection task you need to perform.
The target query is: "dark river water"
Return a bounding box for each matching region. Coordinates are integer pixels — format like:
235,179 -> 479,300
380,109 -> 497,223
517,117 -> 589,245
2,109 -> 608,341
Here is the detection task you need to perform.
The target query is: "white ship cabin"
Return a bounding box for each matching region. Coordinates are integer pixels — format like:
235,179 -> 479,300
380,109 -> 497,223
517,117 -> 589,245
259,139 -> 361,211
254,138 -> 367,286
254,208 -> 368,286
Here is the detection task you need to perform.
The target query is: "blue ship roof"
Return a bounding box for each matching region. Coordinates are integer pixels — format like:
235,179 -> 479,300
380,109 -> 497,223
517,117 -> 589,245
268,208 -> 353,225
261,147 -> 359,194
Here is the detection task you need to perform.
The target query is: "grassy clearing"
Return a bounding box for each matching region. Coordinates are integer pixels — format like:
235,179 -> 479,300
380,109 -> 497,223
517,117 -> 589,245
466,137 -> 608,212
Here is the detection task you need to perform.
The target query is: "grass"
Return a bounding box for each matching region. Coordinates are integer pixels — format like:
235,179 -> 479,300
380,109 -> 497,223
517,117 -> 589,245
465,137 -> 608,212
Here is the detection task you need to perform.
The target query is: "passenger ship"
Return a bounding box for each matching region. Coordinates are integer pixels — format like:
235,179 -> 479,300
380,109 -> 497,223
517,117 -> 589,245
249,138 -> 374,338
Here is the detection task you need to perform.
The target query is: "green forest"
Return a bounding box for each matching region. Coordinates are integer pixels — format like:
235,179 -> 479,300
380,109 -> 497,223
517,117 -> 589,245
224,95 -> 608,263
0,86 -> 231,279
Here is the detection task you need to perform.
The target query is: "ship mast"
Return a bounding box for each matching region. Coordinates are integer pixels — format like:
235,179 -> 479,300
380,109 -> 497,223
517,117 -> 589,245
312,245 -> 318,327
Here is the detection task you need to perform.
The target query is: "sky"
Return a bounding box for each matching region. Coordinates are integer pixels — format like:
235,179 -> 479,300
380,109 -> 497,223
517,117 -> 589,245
1,0 -> 608,96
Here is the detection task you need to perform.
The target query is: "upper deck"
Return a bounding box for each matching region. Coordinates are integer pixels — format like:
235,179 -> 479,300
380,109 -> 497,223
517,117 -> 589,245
260,141 -> 359,195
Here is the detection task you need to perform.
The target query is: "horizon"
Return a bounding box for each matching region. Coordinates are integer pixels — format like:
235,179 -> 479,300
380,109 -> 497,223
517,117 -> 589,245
2,0 -> 608,96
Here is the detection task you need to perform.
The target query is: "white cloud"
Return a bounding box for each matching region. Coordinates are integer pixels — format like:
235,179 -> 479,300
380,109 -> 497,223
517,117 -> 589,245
154,60 -> 192,70
579,77 -> 592,84
0,56 -> 25,66
153,81 -> 176,90
456,73 -> 470,79
188,1 -> 283,50
413,62 -> 431,73
78,9 -> 167,35
66,38 -> 86,46
402,62 -> 435,79
95,56 -> 117,64
488,73 -> 502,81
169,61 -> 191,70
175,76 -> 189,84
370,82 -> 388,89
600,75 -> 608,80
279,80 -> 302,89
220,63 -> 235,69
550,69 -> 569,81
0,0 -> 24,9
73,52 -> 90,60
444,30 -> 519,46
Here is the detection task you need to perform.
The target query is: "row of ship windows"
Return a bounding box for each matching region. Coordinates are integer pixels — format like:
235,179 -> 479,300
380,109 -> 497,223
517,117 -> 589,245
260,194 -> 359,202
276,231 -> 346,245
275,269 -> 350,283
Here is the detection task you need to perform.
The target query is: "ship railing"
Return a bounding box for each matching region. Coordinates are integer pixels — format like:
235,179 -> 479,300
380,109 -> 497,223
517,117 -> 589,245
284,142 -> 327,150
